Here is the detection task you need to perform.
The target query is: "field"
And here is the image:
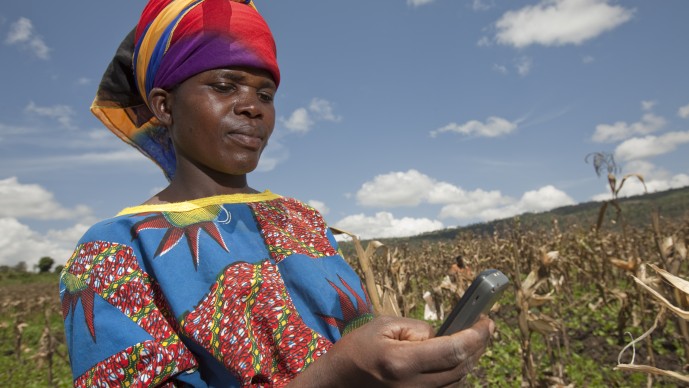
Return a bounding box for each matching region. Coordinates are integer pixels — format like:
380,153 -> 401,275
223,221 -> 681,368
336,209 -> 689,387
2,206 -> 688,386
0,273 -> 71,387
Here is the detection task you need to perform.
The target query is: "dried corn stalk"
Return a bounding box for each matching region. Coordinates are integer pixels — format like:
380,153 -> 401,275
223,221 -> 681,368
515,249 -> 563,386
330,227 -> 399,316
616,264 -> 689,383
615,365 -> 689,384
632,264 -> 689,320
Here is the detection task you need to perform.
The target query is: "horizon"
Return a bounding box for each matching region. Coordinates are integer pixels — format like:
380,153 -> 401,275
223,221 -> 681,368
1,0 -> 688,269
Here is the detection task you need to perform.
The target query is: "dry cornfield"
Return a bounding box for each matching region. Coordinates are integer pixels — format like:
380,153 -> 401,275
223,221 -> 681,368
1,215 -> 687,387
338,212 -> 689,387
0,276 -> 71,387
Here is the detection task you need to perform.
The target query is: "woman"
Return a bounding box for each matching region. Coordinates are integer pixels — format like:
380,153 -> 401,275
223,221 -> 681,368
60,0 -> 494,386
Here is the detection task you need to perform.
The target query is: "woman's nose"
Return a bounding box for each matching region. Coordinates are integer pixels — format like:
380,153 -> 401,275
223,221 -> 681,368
233,89 -> 262,118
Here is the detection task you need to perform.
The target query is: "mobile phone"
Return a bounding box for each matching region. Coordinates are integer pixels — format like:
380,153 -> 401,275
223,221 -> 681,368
436,269 -> 509,336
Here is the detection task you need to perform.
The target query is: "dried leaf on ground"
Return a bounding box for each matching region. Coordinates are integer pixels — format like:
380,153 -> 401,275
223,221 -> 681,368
615,364 -> 689,384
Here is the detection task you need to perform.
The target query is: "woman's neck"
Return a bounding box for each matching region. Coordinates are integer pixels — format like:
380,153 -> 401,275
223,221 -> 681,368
145,169 -> 258,205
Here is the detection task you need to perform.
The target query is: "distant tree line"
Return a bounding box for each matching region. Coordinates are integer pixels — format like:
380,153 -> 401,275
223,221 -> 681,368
0,256 -> 63,277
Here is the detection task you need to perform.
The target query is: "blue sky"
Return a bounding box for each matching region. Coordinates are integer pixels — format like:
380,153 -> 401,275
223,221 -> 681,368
1,0 -> 688,268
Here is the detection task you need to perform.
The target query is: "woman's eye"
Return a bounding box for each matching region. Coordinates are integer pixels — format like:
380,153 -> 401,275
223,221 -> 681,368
258,92 -> 274,103
212,83 -> 236,92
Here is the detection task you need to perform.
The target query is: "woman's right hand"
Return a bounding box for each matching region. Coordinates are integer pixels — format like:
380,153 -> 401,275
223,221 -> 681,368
288,314 -> 495,387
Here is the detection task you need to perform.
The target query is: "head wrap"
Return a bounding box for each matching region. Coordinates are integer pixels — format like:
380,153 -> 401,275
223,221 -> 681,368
91,0 -> 279,180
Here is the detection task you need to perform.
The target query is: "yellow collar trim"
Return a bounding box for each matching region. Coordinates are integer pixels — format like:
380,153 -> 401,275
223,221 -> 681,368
116,190 -> 280,216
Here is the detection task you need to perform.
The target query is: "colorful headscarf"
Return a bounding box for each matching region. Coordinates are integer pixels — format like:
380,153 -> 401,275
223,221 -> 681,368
91,0 -> 279,180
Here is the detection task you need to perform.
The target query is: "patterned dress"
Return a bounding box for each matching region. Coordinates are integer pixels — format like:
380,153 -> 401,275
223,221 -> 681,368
60,191 -> 373,387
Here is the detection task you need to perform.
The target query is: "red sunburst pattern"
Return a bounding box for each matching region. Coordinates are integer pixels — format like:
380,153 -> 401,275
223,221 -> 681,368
63,241 -> 197,386
61,273 -> 96,340
250,198 -> 337,263
130,207 -> 229,269
179,260 -> 332,386
318,276 -> 374,336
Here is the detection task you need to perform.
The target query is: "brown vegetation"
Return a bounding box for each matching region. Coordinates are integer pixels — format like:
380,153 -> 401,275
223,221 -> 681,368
339,211 -> 689,387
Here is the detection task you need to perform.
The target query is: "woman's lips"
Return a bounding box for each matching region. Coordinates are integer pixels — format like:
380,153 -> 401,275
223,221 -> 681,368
226,132 -> 263,150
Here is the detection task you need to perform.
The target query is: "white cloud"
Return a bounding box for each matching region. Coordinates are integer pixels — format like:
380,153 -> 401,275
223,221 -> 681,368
669,174 -> 689,188
0,121 -> 119,149
256,139 -> 289,172
308,200 -> 330,215
355,170 -> 574,224
0,218 -> 81,268
614,131 -> 689,162
635,174 -> 689,195
477,36 -> 492,47
495,0 -> 634,48
437,194 -> 511,220
591,160 -> 689,200
678,103 -> 689,119
592,113 -> 666,143
53,128 -> 126,150
281,107 -> 313,133
25,101 -> 76,130
427,182 -> 510,210
356,170 -> 513,213
472,0 -> 495,11
357,170 -> 435,207
407,0 -> 435,7
309,98 -> 341,122
430,116 -> 518,138
5,18 -> 32,43
1,150 -> 149,177
280,98 -> 341,134
334,212 -> 443,239
641,100 -> 656,111
439,185 -> 574,221
0,179 -> 94,268
0,122 -> 38,136
76,77 -> 91,86
515,56 -> 533,76
492,63 -> 508,74
582,55 -> 595,64
47,223 -> 90,250
519,185 -> 576,212
425,181 -> 471,204
62,149 -> 147,164
0,177 -> 93,220
4,17 -> 50,59
620,160 -> 656,178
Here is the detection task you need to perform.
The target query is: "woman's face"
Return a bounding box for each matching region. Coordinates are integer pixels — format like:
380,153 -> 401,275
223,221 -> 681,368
163,66 -> 277,177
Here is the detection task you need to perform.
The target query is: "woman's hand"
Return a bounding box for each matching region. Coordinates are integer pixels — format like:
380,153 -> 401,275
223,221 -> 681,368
289,315 -> 495,387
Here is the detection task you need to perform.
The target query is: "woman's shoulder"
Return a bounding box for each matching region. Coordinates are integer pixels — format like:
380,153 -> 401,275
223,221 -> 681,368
76,212 -> 142,246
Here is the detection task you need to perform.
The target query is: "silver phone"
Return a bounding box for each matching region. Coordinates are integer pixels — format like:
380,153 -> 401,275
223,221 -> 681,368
436,269 -> 509,336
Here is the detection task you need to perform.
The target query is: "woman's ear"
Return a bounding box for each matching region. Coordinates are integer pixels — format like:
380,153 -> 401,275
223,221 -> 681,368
148,87 -> 173,126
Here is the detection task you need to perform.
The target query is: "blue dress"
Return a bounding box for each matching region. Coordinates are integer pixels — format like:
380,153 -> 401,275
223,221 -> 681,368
60,191 -> 373,387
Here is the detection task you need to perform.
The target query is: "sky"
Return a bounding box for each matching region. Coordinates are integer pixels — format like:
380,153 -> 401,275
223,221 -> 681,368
1,0 -> 688,269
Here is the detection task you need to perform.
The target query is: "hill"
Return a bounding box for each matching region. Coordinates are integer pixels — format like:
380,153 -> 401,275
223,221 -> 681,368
341,185 -> 689,249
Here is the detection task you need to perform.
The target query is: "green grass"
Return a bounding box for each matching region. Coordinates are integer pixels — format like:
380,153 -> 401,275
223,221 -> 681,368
462,283 -> 684,387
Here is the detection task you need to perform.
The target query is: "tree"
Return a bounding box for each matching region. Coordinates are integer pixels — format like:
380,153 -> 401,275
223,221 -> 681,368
54,265 -> 64,274
37,256 -> 55,273
14,261 -> 27,272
